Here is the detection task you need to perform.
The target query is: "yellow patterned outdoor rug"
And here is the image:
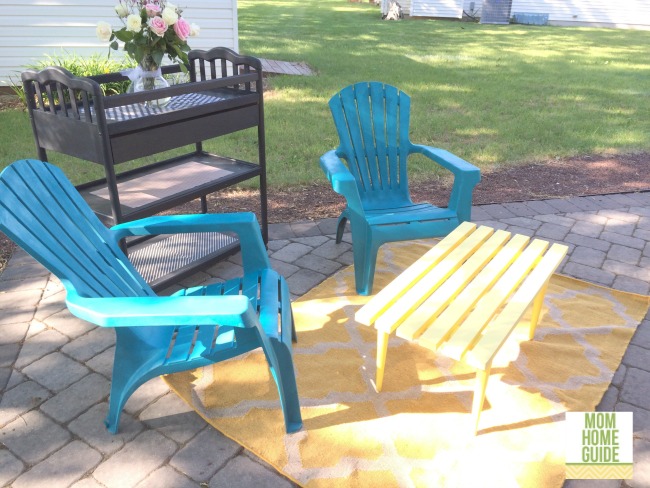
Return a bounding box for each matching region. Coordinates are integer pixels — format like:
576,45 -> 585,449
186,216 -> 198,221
165,240 -> 650,488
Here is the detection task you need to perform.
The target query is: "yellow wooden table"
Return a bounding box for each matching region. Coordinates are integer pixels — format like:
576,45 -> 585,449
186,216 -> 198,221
356,221 -> 568,434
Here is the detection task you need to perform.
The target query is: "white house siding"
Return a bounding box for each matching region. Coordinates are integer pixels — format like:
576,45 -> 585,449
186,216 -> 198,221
0,0 -> 238,85
411,0 -> 464,18
459,0 -> 650,28
402,0 -> 412,16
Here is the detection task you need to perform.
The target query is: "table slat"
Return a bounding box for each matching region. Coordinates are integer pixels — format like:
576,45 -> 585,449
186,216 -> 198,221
417,233 -> 530,351
355,221 -> 477,326
439,238 -> 550,360
396,230 -> 511,341
375,226 -> 494,333
465,243 -> 568,369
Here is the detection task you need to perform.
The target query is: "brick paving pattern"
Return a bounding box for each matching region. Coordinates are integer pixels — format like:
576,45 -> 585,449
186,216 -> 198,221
2,193 -> 650,487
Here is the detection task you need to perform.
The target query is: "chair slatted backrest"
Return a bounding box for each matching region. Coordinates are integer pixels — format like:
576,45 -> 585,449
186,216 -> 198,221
329,82 -> 412,204
0,160 -> 154,300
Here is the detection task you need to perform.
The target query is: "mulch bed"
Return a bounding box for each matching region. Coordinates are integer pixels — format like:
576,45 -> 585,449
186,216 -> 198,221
175,152 -> 650,223
1,152 -> 649,272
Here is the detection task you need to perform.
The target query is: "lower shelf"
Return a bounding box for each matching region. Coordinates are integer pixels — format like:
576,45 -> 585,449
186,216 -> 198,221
77,151 -> 262,225
127,231 -> 239,291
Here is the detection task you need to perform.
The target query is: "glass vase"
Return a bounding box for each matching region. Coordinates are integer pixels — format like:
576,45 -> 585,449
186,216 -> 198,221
133,56 -> 171,109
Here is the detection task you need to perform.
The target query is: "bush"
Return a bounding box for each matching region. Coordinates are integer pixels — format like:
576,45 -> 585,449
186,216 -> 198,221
10,51 -> 136,106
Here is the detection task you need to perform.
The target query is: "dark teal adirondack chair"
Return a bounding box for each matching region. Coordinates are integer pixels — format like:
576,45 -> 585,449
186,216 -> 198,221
0,159 -> 302,434
320,82 -> 481,295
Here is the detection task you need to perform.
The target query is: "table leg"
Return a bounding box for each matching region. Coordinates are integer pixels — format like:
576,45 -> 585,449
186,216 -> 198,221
528,281 -> 549,340
376,331 -> 390,391
472,363 -> 491,435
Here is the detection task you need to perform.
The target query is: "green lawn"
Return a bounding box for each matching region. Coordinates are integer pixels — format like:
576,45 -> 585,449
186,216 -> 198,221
1,0 -> 649,187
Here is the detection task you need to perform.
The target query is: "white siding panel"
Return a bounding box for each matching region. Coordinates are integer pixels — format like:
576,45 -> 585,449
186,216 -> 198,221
0,20 -> 235,35
411,0 -> 464,18
463,1 -> 650,27
511,0 -> 650,27
0,0 -> 239,85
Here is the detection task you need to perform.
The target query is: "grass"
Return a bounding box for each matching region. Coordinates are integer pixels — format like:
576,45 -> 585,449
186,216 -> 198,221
1,0 -> 649,188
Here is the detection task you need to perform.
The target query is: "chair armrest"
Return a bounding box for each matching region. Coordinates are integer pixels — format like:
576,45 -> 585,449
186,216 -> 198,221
410,144 -> 480,222
409,144 -> 481,182
319,150 -> 364,214
65,291 -> 254,328
110,212 -> 270,273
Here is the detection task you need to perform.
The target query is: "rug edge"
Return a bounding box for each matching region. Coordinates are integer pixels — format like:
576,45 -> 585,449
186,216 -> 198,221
163,376 -> 307,488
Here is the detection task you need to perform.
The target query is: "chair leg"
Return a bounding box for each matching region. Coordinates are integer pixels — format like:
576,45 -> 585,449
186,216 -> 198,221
104,364 -> 150,434
335,215 -> 348,244
266,338 -> 303,433
352,228 -> 380,295
290,308 -> 298,344
104,339 -> 163,434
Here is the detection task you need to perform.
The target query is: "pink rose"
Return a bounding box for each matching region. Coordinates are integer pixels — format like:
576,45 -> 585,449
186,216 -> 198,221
145,3 -> 161,16
173,17 -> 190,41
148,16 -> 167,36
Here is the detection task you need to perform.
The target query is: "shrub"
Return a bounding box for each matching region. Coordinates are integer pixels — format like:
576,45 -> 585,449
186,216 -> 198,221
10,51 -> 136,107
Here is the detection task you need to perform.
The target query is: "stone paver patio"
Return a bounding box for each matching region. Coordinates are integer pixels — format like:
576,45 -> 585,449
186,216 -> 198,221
1,193 -> 650,487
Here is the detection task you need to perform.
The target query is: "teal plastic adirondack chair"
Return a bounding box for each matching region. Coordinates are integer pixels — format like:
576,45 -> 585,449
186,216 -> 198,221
0,160 -> 302,434
320,82 -> 481,295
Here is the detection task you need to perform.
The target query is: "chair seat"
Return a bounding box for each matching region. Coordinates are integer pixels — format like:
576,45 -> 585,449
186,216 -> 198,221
365,204 -> 457,226
178,268 -> 285,341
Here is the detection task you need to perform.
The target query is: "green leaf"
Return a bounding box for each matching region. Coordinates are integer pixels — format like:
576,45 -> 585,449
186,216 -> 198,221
171,43 -> 183,57
113,29 -> 134,42
110,41 -> 119,50
152,51 -> 164,67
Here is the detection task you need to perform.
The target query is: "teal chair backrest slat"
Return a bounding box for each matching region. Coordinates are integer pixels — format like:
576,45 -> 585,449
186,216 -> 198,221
329,82 -> 412,206
0,160 -> 154,299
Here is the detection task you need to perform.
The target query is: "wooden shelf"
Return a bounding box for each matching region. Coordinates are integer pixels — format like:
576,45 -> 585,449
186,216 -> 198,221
77,152 -> 261,225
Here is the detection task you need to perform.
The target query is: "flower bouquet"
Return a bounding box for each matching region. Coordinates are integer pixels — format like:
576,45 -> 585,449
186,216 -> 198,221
96,1 -> 200,107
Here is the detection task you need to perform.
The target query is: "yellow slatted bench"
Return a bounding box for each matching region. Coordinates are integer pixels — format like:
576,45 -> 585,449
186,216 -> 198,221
355,221 -> 569,434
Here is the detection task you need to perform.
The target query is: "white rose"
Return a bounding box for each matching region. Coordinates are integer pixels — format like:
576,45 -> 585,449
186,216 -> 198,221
96,21 -> 112,42
126,14 -> 141,32
166,2 -> 177,12
114,4 -> 129,18
161,7 -> 178,25
190,23 -> 200,36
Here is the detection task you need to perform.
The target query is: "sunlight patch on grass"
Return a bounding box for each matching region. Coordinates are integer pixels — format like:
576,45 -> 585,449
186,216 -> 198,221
406,54 -> 477,64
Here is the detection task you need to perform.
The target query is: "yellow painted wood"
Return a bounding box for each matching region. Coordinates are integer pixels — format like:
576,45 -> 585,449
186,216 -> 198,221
472,365 -> 491,435
439,239 -> 550,361
417,234 -> 530,352
465,243 -> 568,369
376,331 -> 390,391
374,226 -> 494,334
529,281 -> 549,340
415,234 -> 528,351
355,221 -> 477,326
396,230 -> 511,341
